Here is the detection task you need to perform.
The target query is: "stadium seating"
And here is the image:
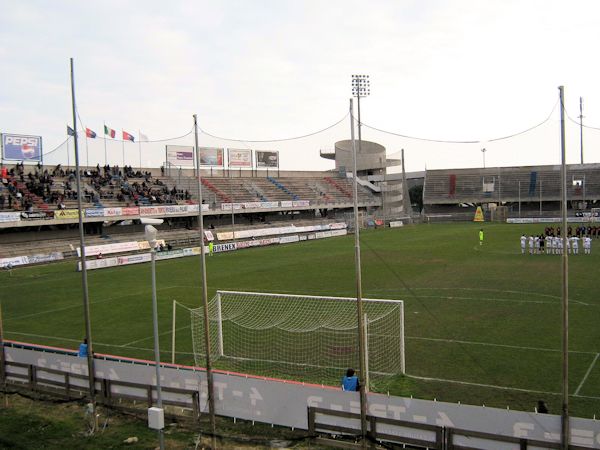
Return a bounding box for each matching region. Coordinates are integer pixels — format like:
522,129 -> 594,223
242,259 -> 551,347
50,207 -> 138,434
424,164 -> 600,211
0,162 -> 379,215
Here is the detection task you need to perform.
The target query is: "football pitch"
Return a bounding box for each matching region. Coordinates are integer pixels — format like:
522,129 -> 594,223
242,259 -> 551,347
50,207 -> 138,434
2,222 -> 600,418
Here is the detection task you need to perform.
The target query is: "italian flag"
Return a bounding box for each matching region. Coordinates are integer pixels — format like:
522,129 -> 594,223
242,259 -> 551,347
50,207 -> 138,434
104,125 -> 116,138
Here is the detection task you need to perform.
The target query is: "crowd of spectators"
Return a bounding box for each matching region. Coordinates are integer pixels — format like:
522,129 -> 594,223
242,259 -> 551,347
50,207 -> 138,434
0,162 -> 190,211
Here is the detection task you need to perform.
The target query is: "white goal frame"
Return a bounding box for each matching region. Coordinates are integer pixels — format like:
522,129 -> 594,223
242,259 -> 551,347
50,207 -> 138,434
193,290 -> 405,385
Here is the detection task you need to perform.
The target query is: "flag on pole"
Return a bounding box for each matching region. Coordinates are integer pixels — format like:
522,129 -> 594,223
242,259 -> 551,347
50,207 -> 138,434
122,131 -> 135,142
85,128 -> 97,138
139,132 -> 149,142
104,125 -> 116,138
67,125 -> 76,136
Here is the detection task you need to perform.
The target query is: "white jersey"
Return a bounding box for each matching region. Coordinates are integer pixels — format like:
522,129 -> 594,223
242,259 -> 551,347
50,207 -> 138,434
520,236 -> 526,247
529,236 -> 534,248
571,237 -> 579,248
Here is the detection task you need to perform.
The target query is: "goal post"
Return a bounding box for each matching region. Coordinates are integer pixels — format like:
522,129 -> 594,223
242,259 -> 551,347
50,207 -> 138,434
190,290 -> 405,386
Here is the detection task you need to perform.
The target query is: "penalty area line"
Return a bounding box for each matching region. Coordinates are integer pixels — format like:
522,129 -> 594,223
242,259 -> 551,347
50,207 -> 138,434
574,353 -> 600,396
119,324 -> 190,347
407,335 -> 597,355
406,373 -> 600,401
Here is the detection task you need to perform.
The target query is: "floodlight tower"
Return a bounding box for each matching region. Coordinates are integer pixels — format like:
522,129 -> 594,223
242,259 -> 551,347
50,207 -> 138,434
352,75 -> 370,159
481,148 -> 487,168
351,74 -> 370,446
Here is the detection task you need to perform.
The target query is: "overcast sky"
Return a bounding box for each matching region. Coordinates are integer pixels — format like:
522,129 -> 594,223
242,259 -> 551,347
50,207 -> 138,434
2,0 -> 600,172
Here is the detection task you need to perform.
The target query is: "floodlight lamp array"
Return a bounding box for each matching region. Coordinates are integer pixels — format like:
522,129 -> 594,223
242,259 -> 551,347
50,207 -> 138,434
351,74 -> 370,97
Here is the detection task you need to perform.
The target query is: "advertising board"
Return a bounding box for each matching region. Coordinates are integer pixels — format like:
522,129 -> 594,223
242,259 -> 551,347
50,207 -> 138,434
1,133 -> 42,161
166,145 -> 194,167
228,149 -> 252,167
255,150 -> 278,168
199,147 -> 224,166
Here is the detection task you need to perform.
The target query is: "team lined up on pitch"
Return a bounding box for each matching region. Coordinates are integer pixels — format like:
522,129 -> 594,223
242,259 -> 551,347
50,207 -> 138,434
520,231 -> 592,255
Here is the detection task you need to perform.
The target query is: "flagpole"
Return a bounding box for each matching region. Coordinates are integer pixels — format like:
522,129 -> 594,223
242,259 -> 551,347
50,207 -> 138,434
69,57 -> 97,408
67,137 -> 70,169
85,135 -> 89,168
121,133 -> 125,168
138,129 -> 142,172
103,122 -> 108,166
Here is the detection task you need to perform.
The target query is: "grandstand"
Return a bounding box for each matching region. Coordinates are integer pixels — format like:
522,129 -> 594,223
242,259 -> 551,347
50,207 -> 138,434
423,163 -> 600,220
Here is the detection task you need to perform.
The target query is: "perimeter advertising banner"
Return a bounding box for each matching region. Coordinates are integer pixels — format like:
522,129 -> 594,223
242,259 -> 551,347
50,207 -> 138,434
2,134 -> 42,162
200,147 -> 224,166
228,148 -> 252,168
166,145 -> 194,167
256,150 -> 278,168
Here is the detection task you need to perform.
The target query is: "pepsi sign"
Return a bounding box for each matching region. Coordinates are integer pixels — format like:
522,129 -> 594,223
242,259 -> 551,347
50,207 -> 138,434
2,133 -> 43,161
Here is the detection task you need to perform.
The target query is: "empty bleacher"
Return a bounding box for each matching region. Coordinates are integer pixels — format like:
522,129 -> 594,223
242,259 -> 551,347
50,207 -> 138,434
424,164 -> 600,208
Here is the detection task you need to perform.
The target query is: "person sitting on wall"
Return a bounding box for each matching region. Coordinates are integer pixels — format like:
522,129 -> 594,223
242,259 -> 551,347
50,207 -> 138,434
341,368 -> 360,392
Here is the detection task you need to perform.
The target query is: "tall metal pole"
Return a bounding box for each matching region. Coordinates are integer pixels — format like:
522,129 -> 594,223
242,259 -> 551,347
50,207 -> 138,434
579,97 -> 584,165
481,148 -> 486,168
150,249 -> 165,450
350,98 -> 368,445
558,85 -> 570,450
70,58 -> 96,404
193,114 -> 217,436
85,136 -> 89,168
230,169 -> 235,242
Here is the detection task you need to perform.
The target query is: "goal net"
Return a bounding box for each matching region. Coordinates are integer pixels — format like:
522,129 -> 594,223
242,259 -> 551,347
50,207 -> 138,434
190,290 -> 405,386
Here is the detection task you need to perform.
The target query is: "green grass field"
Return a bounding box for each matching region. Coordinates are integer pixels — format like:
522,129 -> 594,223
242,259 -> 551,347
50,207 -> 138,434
2,222 -> 600,418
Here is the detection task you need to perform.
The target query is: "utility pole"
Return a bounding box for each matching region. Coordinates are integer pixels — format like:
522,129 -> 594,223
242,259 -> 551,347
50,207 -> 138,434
578,97 -> 584,165
193,114 -> 217,438
70,58 -> 96,407
558,86 -> 570,450
481,148 -> 487,168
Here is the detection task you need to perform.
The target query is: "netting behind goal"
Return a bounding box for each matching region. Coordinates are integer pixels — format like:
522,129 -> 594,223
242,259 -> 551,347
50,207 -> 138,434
190,291 -> 404,386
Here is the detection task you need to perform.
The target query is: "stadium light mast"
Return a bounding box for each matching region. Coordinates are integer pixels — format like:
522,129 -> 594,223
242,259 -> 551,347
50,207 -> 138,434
69,57 -> 97,407
351,73 -> 370,447
193,114 -> 217,439
481,147 -> 487,168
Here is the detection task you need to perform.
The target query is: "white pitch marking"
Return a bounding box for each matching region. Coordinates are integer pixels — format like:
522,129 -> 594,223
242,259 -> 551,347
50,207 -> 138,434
407,335 -> 597,355
574,353 -> 600,396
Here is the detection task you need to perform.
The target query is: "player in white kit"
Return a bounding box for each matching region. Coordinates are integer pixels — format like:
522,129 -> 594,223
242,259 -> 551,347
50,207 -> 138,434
557,237 -> 563,255
571,236 -> 580,255
520,234 -> 527,254
528,235 -> 534,254
545,235 -> 553,255
584,236 -> 592,254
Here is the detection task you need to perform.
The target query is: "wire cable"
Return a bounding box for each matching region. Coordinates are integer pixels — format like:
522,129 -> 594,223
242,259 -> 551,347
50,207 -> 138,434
40,137 -> 70,157
198,112 -> 349,143
565,108 -> 600,131
359,99 -> 559,144
75,107 -> 194,143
